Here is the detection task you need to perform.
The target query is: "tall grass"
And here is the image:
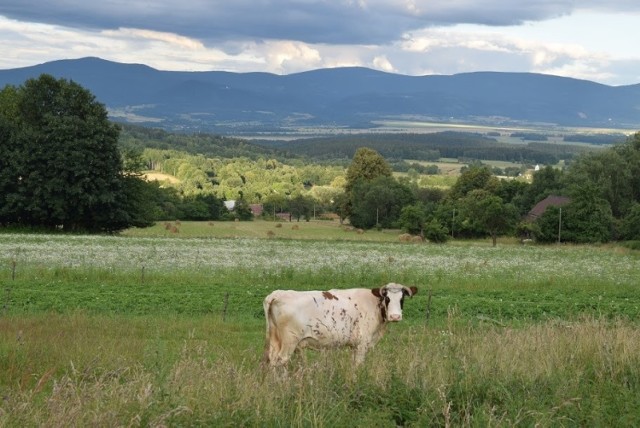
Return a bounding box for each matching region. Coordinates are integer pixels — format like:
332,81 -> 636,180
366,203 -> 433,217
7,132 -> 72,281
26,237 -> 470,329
1,314 -> 638,426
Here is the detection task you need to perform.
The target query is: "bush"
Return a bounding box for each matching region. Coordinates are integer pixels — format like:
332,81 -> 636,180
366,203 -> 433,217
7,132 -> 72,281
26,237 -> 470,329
424,219 -> 449,243
621,240 -> 640,251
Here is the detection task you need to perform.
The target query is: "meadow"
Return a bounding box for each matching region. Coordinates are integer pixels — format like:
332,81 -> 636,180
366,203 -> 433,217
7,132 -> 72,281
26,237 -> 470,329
1,222 -> 639,426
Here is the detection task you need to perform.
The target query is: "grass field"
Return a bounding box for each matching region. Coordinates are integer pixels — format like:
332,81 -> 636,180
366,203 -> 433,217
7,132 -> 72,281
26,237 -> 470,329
1,223 -> 639,426
122,218 -> 404,241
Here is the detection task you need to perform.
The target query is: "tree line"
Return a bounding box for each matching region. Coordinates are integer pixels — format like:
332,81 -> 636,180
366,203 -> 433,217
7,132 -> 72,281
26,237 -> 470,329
258,132 -> 593,165
337,137 -> 640,245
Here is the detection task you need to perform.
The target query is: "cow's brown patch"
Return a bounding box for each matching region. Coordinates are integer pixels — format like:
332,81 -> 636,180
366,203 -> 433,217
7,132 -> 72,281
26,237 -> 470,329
378,301 -> 388,321
322,291 -> 339,300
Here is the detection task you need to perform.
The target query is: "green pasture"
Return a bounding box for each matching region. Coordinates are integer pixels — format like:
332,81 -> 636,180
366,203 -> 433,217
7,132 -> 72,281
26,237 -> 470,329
122,218 -> 404,241
1,228 -> 639,426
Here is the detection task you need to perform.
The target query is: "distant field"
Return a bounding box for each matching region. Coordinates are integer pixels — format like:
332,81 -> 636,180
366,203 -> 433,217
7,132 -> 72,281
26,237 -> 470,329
407,159 -> 464,176
123,218 -> 406,241
143,171 -> 180,183
372,120 -> 532,134
373,119 -> 632,138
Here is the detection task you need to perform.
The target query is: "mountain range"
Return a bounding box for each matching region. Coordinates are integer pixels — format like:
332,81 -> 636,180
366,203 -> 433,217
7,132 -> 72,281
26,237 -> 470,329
1,57 -> 639,133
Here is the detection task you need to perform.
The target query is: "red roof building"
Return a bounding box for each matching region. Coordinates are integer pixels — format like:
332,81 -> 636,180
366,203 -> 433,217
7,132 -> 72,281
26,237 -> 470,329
526,195 -> 570,221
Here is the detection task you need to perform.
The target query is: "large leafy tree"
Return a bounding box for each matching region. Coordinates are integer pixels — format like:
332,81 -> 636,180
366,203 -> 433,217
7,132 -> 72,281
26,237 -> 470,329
288,194 -> 314,222
349,176 -> 415,229
447,164 -> 499,201
343,147 -> 396,227
345,147 -> 392,192
535,182 -> 613,244
459,189 -> 519,246
0,74 -> 135,232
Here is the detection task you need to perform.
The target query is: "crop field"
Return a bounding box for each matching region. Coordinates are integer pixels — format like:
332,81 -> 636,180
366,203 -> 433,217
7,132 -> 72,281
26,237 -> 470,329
1,227 -> 639,426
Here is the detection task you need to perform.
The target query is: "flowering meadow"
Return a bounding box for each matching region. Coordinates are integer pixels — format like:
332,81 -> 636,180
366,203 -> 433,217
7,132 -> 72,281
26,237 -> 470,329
2,232 -> 638,282
1,232 -> 639,319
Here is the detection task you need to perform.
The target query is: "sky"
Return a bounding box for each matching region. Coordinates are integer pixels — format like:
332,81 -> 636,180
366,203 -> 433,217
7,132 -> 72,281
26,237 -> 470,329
1,1 -> 639,86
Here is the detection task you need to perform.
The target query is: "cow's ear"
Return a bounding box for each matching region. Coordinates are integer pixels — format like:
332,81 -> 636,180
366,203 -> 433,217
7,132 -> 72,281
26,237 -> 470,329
371,288 -> 382,298
402,286 -> 418,297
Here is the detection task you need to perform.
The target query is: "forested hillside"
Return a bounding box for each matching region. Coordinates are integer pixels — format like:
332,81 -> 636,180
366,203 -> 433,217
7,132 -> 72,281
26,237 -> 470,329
256,132 -> 596,165
2,58 -> 639,132
119,125 -> 286,161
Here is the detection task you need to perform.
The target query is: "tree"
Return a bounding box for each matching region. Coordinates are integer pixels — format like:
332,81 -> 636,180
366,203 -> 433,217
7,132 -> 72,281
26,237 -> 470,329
619,202 -> 640,240
344,147 -> 397,227
564,150 -> 631,218
459,190 -> 519,246
534,206 -> 563,243
563,182 -> 613,243
522,165 -> 563,211
0,75 -> 141,232
331,192 -> 350,224
536,181 -> 613,244
399,204 -> 426,236
288,194 -> 314,222
234,198 -> 254,221
448,165 -> 499,201
345,147 -> 392,192
423,219 -> 449,243
349,176 -> 415,229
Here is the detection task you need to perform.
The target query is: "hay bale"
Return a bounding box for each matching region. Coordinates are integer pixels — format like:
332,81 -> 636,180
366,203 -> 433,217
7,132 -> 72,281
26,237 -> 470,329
398,233 -> 412,242
275,223 -> 283,228
356,229 -> 364,234
291,225 -> 299,230
267,230 -> 276,238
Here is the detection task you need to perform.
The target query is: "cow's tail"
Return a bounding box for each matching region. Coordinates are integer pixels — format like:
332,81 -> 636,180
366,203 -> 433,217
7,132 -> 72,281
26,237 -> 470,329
262,293 -> 280,367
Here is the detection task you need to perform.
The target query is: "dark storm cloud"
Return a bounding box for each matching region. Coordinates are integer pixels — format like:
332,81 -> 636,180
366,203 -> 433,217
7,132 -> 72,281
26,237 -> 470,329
2,0 -> 636,45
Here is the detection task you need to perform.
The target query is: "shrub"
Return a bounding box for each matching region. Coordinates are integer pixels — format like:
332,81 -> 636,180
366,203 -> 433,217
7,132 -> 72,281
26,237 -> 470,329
424,219 -> 449,243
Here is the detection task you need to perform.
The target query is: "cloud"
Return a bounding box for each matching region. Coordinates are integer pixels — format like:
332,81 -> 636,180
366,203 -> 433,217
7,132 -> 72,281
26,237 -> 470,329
1,2 -> 639,85
104,28 -> 205,50
398,24 -> 611,73
2,0 -> 638,46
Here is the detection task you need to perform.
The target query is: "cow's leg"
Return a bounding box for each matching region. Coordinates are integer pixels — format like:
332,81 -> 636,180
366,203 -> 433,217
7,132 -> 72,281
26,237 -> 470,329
272,336 -> 299,367
353,343 -> 369,366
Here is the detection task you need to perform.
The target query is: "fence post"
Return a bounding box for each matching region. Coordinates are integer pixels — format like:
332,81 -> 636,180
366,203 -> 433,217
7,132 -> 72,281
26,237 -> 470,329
425,289 -> 433,324
222,292 -> 229,322
2,288 -> 9,317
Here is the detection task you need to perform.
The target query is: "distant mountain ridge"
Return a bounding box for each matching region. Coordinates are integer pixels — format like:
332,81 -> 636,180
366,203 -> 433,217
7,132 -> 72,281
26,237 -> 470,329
1,57 -> 638,132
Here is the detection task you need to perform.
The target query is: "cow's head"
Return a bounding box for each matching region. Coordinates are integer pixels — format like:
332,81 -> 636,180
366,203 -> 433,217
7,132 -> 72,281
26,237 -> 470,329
371,283 -> 418,322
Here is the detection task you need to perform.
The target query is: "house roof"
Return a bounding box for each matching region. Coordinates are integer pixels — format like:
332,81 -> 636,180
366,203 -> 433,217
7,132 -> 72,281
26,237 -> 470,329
526,195 -> 570,221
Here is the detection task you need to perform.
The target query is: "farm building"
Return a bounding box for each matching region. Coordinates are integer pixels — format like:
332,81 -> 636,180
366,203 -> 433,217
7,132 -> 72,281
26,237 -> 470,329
223,200 -> 264,217
526,195 -> 570,222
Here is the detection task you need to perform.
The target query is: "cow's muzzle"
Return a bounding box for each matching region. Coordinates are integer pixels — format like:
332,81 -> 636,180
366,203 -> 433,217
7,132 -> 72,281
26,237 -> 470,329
388,314 -> 402,322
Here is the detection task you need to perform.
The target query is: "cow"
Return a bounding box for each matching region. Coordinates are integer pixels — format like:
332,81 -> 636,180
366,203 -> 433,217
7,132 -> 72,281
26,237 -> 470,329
262,283 -> 418,368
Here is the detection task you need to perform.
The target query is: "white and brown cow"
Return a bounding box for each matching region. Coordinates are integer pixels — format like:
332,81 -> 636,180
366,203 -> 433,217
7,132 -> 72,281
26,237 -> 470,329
263,283 -> 418,367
